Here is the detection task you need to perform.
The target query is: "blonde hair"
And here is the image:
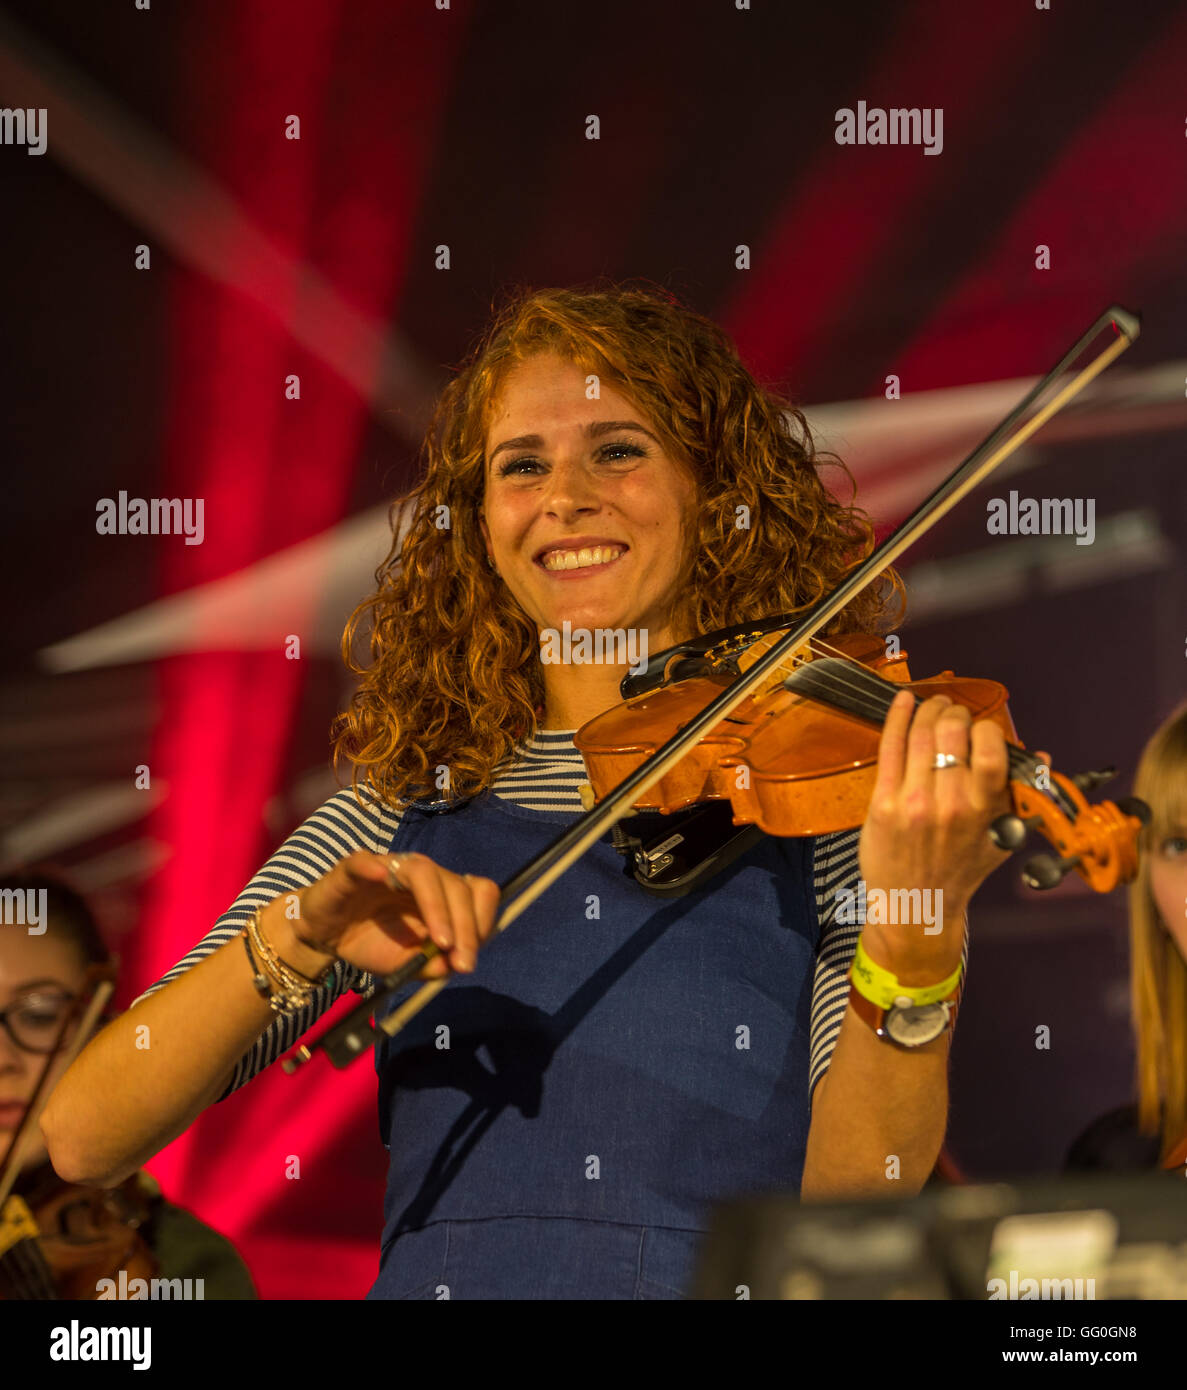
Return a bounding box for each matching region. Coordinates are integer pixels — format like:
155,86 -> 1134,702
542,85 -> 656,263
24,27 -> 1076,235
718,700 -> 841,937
1130,700 -> 1187,1158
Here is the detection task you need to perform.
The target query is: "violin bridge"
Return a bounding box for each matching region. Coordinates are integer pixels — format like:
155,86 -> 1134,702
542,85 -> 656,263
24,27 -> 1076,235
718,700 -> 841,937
732,635 -> 814,694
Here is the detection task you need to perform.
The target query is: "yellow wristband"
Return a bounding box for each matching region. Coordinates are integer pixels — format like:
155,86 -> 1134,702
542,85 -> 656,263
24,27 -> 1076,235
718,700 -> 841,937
849,935 -> 963,1010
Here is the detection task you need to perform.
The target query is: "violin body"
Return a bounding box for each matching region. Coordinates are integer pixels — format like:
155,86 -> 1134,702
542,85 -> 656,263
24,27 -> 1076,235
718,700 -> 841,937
577,633 -> 1015,834
0,1173 -> 158,1300
733,669 -> 1015,836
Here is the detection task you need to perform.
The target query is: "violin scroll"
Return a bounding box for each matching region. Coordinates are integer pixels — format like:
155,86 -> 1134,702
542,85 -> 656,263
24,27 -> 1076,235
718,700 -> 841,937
1002,767 -> 1150,894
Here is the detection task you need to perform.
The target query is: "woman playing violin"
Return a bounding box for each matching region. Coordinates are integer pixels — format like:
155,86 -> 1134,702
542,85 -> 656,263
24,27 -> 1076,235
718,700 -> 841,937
44,284 -> 1017,1299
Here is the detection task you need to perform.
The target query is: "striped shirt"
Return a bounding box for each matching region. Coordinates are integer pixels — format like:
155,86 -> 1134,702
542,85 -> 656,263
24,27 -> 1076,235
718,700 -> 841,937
134,730 -> 868,1101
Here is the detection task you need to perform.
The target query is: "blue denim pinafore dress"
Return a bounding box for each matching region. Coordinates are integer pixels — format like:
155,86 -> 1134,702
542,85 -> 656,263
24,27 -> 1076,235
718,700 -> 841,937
367,784 -> 819,1299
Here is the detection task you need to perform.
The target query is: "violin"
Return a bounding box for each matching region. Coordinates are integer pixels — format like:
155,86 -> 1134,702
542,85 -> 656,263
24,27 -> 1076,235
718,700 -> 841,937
0,962 -> 159,1298
283,303 -> 1144,1071
575,625 -> 1147,895
0,1165 -> 158,1300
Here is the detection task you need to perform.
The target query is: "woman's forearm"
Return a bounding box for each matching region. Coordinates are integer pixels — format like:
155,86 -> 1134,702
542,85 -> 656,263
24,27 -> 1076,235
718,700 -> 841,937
41,899 -> 331,1187
801,1001 -> 950,1202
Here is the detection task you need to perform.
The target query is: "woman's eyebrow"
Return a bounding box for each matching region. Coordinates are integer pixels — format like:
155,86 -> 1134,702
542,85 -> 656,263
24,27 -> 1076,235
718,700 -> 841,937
488,420 -> 660,462
488,433 -> 543,462
3,978 -> 71,998
0,980 -> 71,1008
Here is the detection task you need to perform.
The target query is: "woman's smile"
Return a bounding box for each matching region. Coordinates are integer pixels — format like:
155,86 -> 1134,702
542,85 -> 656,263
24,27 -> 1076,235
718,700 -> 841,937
535,538 -> 629,576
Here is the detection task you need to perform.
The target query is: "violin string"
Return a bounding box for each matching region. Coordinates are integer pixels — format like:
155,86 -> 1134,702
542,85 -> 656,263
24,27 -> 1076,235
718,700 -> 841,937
758,637 -> 917,722
740,633 -> 892,718
744,630 -> 897,704
801,647 -> 1044,781
738,631 -> 1043,784
21,1236 -> 58,1299
736,632 -> 1045,786
3,1237 -> 57,1298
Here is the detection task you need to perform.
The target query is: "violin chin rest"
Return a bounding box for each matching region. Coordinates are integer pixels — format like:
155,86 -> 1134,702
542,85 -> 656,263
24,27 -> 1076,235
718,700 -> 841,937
613,800 -> 765,898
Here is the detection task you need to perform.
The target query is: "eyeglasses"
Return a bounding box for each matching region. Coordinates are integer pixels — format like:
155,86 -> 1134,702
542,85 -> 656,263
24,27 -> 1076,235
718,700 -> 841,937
0,990 -> 78,1054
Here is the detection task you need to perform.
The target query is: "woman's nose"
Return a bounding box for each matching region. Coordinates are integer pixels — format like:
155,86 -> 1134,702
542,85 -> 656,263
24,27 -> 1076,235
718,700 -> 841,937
0,1029 -> 28,1069
540,458 -> 601,519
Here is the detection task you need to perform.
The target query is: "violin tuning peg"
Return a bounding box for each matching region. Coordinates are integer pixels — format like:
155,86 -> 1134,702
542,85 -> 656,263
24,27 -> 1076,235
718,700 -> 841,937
988,813 -> 1041,850
1022,852 -> 1082,891
1071,767 -> 1116,794
1116,795 -> 1152,826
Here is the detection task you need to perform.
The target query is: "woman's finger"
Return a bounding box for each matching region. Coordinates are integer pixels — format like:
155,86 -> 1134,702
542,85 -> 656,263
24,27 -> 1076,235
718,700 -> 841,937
931,702 -> 972,818
437,870 -> 480,972
871,689 -> 914,806
384,853 -> 454,951
467,875 -> 501,942
897,694 -> 950,808
969,717 -> 1010,808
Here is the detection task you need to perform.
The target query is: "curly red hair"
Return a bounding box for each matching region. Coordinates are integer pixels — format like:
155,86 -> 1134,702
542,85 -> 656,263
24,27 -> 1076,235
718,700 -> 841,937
333,282 -> 903,808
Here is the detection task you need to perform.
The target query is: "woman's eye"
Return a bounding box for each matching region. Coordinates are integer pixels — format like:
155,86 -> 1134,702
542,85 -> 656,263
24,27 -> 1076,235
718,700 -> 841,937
496,441 -> 646,477
1159,835 -> 1187,859
16,1005 -> 65,1030
13,992 -> 70,1020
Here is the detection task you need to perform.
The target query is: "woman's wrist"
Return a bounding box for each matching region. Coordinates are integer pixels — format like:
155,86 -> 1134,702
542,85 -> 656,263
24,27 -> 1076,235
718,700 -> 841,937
261,900 -> 338,980
859,916 -> 965,988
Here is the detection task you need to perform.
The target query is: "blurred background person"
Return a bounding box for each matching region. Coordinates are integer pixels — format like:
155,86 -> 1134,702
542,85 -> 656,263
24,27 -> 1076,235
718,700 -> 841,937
0,871 -> 256,1298
1066,701 -> 1187,1171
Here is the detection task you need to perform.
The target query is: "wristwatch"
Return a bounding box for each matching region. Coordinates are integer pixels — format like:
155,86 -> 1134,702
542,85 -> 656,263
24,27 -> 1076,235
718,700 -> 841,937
847,935 -> 962,1050
847,986 -> 959,1048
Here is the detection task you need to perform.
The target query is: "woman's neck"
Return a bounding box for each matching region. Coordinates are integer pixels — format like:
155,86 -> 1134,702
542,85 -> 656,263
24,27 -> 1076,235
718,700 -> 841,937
540,663 -> 632,732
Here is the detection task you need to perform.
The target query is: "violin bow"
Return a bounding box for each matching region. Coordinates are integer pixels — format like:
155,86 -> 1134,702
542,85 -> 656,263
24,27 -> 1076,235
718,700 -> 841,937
285,304 -> 1140,1072
0,966 -> 116,1209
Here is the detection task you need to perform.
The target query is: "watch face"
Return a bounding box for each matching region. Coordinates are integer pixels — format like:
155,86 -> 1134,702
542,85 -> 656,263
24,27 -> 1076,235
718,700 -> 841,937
886,1002 -> 947,1048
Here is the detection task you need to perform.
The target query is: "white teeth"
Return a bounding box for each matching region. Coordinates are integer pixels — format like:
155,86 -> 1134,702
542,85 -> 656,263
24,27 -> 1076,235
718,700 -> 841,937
541,545 -> 624,572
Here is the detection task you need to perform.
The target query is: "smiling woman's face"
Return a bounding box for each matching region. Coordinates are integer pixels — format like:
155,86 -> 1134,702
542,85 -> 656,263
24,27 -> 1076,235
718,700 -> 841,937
480,352 -> 696,652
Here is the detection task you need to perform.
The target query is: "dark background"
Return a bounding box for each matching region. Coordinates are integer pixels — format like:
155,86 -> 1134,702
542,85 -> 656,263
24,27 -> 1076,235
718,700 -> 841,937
1,0 -> 1184,1296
